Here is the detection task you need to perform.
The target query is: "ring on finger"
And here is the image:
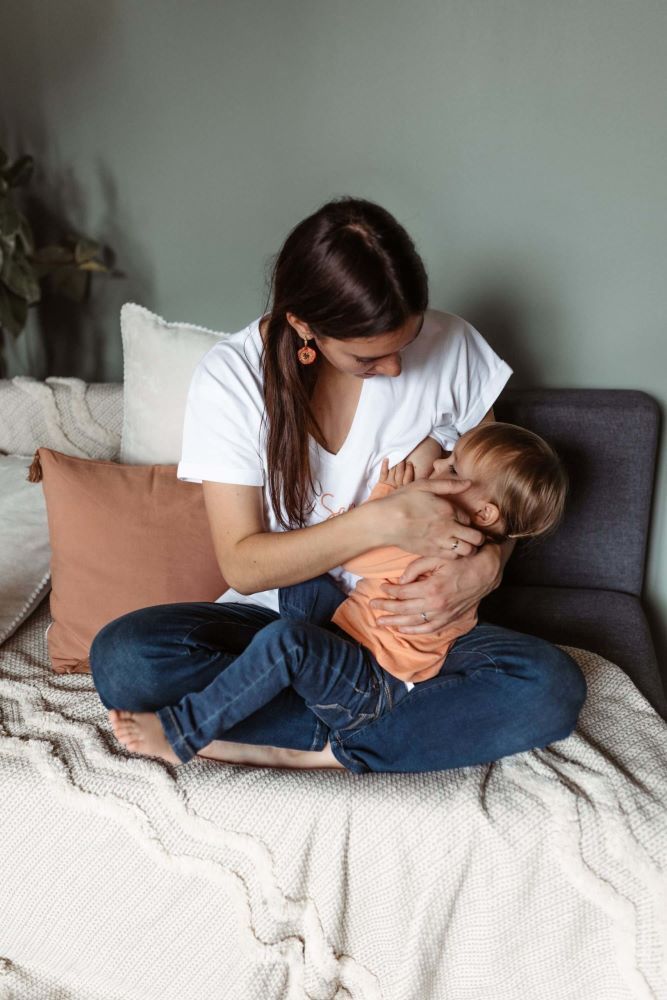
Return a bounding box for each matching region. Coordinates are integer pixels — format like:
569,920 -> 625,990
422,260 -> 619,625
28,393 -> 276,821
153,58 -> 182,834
451,539 -> 459,551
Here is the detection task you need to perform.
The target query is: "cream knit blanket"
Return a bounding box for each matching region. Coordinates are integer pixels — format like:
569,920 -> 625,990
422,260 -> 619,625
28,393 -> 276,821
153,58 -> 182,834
0,599 -> 666,1000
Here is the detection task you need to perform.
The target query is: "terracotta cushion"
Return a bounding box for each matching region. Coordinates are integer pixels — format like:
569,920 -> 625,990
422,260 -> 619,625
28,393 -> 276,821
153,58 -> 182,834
34,447 -> 227,672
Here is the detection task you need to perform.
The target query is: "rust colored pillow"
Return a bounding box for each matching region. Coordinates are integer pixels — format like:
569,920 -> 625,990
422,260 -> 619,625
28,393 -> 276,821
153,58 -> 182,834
30,448 -> 228,673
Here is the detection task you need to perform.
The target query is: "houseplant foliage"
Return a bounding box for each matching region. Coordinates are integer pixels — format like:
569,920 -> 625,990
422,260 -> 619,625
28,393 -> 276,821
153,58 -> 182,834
0,144 -> 118,375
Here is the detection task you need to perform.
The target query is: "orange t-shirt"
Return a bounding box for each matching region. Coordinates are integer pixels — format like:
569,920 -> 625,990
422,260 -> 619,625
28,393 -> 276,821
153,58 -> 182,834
331,481 -> 478,683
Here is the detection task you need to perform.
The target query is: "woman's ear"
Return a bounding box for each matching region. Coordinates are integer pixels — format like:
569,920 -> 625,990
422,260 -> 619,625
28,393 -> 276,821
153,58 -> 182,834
285,312 -> 313,339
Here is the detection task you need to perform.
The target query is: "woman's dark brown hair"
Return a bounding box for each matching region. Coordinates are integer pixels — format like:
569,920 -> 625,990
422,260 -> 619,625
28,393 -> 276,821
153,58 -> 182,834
260,196 -> 429,528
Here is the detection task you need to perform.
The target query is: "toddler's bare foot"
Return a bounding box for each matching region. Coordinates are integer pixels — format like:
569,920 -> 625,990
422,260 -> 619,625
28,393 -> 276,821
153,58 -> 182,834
52,658 -> 91,674
108,709 -> 182,766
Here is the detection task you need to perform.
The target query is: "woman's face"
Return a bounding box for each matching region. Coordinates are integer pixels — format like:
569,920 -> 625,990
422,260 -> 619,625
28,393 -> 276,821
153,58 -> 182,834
287,312 -> 425,378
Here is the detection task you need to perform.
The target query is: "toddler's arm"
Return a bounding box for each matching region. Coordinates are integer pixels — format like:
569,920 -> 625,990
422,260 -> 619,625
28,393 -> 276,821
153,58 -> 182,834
404,435 -> 444,480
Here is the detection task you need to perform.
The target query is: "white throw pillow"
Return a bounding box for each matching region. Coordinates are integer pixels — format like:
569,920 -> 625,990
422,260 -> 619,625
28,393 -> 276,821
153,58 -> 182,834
120,302 -> 228,464
0,454 -> 51,644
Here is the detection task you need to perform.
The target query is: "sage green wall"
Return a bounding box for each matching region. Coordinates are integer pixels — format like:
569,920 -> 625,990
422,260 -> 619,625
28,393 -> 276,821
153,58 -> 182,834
2,0 -> 665,671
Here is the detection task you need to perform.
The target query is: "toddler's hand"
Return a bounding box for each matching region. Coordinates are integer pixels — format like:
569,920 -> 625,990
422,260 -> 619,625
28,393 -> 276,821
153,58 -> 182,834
379,457 -> 416,488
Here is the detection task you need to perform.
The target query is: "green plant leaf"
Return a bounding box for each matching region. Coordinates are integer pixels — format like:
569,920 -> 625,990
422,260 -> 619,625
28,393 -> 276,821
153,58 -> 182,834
1,252 -> 41,304
16,215 -> 34,255
0,197 -> 21,237
74,238 -> 100,264
0,282 -> 29,337
79,259 -> 109,272
0,233 -> 15,259
5,155 -> 34,188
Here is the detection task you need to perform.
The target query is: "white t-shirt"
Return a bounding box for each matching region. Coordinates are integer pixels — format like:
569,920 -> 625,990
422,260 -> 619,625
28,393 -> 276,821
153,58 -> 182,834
177,308 -> 513,618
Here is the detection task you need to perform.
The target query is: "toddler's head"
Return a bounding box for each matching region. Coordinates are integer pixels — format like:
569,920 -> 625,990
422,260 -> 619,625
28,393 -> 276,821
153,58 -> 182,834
430,422 -> 568,542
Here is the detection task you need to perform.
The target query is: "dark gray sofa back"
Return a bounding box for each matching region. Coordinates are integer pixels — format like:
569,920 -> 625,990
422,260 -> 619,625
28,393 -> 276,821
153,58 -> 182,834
492,389 -> 660,597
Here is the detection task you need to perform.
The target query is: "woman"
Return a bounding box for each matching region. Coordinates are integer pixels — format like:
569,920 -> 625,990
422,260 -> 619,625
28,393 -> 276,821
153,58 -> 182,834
90,196 -> 587,773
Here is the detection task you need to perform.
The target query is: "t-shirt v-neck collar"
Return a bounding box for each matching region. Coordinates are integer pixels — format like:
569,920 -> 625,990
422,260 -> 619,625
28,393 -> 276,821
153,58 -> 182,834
310,374 -> 371,464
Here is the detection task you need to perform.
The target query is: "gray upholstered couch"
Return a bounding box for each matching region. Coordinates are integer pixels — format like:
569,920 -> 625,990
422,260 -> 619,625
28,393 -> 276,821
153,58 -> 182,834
481,388 -> 665,718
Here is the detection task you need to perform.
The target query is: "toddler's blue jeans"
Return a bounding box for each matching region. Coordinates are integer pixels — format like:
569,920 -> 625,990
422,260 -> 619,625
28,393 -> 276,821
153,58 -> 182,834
160,572 -> 410,763
90,574 -> 587,773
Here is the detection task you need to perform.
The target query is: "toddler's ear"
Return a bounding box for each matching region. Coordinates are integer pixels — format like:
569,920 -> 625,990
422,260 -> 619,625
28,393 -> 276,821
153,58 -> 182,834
472,502 -> 502,528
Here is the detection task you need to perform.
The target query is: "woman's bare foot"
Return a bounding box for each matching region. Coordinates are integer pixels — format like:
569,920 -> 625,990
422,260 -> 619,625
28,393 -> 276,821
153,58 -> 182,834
196,739 -> 345,769
108,709 -> 182,766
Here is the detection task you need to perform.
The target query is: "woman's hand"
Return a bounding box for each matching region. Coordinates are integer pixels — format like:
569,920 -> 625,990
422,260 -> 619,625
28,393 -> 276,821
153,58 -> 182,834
369,543 -> 510,632
375,474 -> 486,560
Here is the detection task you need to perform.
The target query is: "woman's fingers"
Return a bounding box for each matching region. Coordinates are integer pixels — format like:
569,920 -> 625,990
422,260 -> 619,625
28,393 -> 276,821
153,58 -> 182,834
380,477 -> 486,554
449,522 -> 485,548
444,539 -> 475,557
420,478 -> 471,495
398,556 -> 442,584
370,590 -> 433,616
371,600 -> 445,630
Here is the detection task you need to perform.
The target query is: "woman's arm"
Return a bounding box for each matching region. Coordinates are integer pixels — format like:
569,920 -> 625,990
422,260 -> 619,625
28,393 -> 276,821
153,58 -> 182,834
202,473 -> 483,595
203,480 -> 383,594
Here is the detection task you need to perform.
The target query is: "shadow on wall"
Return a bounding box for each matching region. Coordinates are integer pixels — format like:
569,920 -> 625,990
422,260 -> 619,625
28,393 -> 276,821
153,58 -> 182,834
0,0 -> 153,381
455,290 -> 543,389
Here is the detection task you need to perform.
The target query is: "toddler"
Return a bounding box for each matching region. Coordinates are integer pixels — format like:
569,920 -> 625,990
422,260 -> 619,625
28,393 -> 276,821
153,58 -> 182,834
285,420 -> 568,684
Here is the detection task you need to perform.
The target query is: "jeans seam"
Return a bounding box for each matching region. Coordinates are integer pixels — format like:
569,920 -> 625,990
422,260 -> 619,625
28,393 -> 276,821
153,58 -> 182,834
310,718 -> 328,752
329,734 -> 368,773
447,648 -> 501,672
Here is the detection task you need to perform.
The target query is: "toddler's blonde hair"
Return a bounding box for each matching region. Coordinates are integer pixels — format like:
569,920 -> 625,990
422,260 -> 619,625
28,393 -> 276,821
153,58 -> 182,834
458,422 -> 568,541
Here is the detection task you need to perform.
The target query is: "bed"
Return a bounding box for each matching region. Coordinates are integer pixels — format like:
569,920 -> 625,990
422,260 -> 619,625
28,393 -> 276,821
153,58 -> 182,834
1,377 -> 666,1000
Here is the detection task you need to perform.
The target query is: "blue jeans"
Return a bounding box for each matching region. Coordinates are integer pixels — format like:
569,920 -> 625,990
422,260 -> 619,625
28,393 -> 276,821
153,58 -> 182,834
89,575 -> 587,774
157,574 -> 412,763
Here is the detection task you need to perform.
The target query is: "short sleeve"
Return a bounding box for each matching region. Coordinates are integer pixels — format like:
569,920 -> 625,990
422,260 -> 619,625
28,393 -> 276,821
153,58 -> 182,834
430,318 -> 513,451
176,344 -> 265,486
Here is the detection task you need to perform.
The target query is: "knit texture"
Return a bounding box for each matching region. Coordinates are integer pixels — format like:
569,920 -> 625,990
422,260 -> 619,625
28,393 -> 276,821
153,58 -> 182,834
0,377 -> 122,459
1,597 -> 666,1000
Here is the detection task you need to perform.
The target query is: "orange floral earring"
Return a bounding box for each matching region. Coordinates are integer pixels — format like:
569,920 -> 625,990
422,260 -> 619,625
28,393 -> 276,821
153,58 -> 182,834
297,335 -> 317,365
